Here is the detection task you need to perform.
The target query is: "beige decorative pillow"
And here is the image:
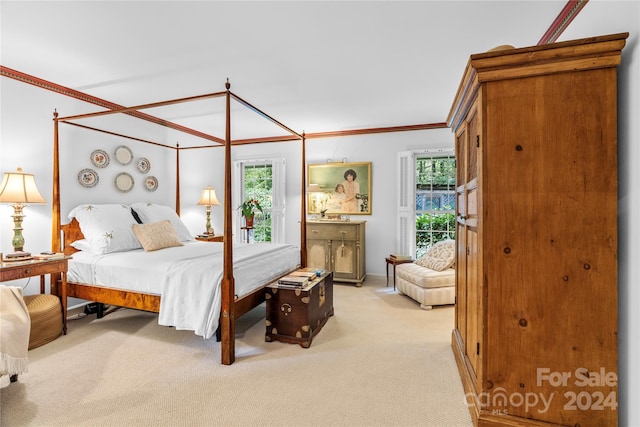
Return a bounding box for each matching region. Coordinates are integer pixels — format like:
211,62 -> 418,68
132,220 -> 183,252
415,239 -> 456,271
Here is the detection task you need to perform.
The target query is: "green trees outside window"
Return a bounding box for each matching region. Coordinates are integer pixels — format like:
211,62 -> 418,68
415,156 -> 456,257
242,164 -> 272,242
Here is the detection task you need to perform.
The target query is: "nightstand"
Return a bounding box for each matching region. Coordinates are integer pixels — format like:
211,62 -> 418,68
0,256 -> 70,334
195,235 -> 223,242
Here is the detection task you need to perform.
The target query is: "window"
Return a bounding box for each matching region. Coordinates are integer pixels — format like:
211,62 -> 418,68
241,163 -> 272,242
235,157 -> 286,243
415,155 -> 456,257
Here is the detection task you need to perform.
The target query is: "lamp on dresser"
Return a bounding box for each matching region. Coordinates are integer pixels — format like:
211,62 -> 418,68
0,167 -> 46,261
197,185 -> 220,235
306,183 -> 326,218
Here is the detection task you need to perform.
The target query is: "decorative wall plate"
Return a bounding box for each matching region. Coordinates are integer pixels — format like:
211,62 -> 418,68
115,172 -> 134,192
90,149 -> 110,168
78,168 -> 99,188
114,145 -> 133,165
144,176 -> 158,192
136,157 -> 151,173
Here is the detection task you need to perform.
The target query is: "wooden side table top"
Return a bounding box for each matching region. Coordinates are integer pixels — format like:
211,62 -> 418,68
195,234 -> 223,242
0,256 -> 70,283
385,256 -> 414,266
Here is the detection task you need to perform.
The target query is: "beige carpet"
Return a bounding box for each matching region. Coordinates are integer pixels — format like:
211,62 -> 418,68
1,275 -> 473,427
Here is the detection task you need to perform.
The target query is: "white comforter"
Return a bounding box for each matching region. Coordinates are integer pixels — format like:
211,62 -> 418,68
67,241 -> 300,339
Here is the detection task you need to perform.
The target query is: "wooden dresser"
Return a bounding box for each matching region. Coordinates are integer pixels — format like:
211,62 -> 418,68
448,33 -> 627,426
306,220 -> 366,285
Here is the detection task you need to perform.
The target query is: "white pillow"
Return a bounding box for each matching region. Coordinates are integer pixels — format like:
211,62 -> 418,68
70,239 -> 92,253
68,204 -> 142,254
130,202 -> 193,242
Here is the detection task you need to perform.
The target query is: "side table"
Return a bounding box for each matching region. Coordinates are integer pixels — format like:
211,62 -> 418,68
385,257 -> 413,291
0,256 -> 70,334
241,226 -> 254,243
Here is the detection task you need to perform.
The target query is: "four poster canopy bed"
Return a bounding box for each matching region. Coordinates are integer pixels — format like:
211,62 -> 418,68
51,80 -> 311,365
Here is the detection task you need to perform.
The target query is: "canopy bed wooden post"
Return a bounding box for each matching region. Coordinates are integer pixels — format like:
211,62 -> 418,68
51,80 -> 308,365
175,143 -> 180,215
300,132 -> 308,267
220,79 -> 235,365
50,109 -> 61,296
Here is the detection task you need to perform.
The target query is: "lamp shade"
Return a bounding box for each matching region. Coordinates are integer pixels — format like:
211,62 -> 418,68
197,186 -> 220,206
0,168 -> 46,204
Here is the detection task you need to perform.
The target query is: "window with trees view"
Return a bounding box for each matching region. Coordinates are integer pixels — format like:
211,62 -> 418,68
241,162 -> 273,242
415,155 -> 456,257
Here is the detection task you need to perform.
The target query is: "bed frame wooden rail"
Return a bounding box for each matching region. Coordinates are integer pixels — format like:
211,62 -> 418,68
52,80 -> 308,365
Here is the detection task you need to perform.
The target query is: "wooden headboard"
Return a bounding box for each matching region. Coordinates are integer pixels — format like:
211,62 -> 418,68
60,218 -> 83,255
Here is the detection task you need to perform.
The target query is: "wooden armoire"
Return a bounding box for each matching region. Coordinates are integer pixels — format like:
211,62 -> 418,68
448,33 -> 627,426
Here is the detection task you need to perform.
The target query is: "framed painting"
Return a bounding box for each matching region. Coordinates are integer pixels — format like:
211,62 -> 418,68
307,162 -> 372,215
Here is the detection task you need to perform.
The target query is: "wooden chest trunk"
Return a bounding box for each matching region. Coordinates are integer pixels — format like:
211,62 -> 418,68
265,271 -> 334,348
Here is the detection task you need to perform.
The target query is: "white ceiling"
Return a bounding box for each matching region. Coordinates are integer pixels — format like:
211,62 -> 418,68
1,1 -> 567,142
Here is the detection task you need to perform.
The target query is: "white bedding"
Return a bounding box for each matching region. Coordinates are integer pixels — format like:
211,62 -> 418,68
67,241 -> 300,339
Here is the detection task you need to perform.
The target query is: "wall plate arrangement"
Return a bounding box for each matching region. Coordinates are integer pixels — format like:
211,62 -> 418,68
114,145 -> 133,165
114,172 -> 134,192
136,157 -> 151,173
78,168 -> 99,188
144,176 -> 158,192
90,149 -> 110,168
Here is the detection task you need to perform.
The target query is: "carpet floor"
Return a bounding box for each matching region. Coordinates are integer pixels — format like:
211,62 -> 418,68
1,275 -> 473,427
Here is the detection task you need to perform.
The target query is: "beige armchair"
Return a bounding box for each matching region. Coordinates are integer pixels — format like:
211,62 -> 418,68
396,240 -> 456,310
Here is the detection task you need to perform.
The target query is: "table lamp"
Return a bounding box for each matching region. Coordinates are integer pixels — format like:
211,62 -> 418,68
197,185 -> 220,235
306,183 -> 326,218
0,167 -> 46,261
